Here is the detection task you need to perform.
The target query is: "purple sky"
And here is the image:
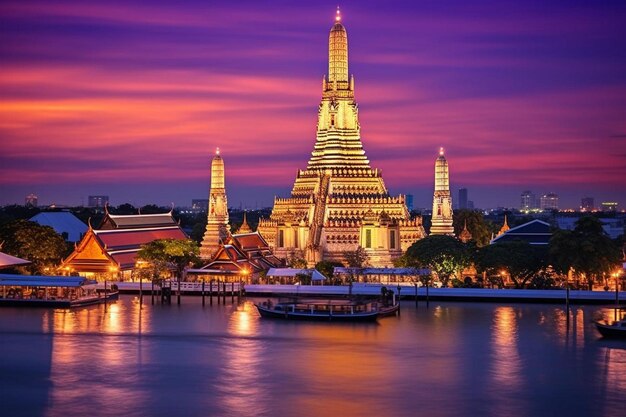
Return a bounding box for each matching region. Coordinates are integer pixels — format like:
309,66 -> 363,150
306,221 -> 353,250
1,0 -> 625,210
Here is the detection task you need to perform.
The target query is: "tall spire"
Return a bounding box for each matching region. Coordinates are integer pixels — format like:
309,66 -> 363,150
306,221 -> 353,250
431,148 -> 454,235
328,7 -> 348,84
306,10 -> 370,170
201,149 -> 230,259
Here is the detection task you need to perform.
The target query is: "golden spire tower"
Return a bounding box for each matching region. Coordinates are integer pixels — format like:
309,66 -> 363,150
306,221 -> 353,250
258,11 -> 425,266
200,148 -> 230,259
430,148 -> 454,235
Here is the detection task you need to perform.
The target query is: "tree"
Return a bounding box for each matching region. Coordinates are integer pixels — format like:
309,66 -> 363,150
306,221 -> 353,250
0,220 -> 67,274
315,260 -> 342,279
476,240 -> 547,288
549,216 -> 622,290
343,246 -> 369,268
453,209 -> 493,247
286,251 -> 307,269
405,235 -> 469,286
137,239 -> 200,282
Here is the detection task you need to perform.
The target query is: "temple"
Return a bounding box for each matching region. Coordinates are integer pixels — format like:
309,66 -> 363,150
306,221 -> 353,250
61,210 -> 187,280
257,10 -> 425,267
200,148 -> 230,259
430,148 -> 454,235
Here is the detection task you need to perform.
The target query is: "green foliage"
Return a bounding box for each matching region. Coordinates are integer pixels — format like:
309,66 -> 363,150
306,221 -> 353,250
286,251 -> 307,269
549,216 -> 622,289
0,220 -> 67,274
453,209 -> 492,247
476,240 -> 547,288
406,235 -> 470,286
343,246 -> 369,268
137,238 -> 200,281
315,260 -> 342,278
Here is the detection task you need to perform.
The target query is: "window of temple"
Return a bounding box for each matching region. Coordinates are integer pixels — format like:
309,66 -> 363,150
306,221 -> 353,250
294,230 -> 298,248
278,230 -> 284,247
390,230 -> 396,249
365,229 -> 372,248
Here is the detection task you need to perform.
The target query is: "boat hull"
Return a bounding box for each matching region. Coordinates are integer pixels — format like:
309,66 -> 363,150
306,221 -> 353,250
377,303 -> 400,318
594,322 -> 626,338
256,304 -> 378,322
0,291 -> 119,308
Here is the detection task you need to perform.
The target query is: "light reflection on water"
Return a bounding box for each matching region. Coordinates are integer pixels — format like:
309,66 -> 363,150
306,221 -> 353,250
0,296 -> 625,417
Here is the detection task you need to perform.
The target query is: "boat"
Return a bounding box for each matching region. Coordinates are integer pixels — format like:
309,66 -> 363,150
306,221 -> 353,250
594,319 -> 626,339
377,302 -> 400,318
0,273 -> 119,308
256,299 -> 379,322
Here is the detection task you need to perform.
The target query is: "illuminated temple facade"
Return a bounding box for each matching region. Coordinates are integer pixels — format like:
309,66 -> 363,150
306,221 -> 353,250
258,11 -> 425,267
200,149 -> 230,260
430,148 -> 454,235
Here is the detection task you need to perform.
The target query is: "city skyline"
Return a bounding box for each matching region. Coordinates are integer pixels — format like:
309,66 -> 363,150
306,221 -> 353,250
1,1 -> 625,209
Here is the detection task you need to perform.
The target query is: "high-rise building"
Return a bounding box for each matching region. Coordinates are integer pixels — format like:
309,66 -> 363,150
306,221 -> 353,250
257,10 -> 425,266
580,197 -> 594,212
25,193 -> 38,207
88,195 -> 109,208
430,148 -> 454,235
540,193 -> 559,210
191,199 -> 209,212
458,188 -> 468,210
520,191 -> 537,211
200,148 -> 230,259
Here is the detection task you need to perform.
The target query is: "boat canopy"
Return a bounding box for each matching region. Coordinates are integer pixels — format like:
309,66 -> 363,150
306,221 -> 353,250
0,274 -> 95,288
266,268 -> 327,281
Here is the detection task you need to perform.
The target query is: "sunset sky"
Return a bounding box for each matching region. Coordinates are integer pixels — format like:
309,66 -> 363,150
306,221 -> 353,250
1,0 -> 625,210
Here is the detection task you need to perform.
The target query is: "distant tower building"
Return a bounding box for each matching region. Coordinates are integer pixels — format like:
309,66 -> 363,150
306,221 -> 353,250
25,193 -> 38,207
200,148 -> 230,260
430,148 -> 454,235
497,215 -> 510,236
236,212 -> 253,234
458,188 -> 468,209
520,191 -> 537,211
580,197 -> 594,212
540,193 -> 559,210
88,195 -> 109,208
191,199 -> 209,213
406,194 -> 414,211
459,220 -> 472,243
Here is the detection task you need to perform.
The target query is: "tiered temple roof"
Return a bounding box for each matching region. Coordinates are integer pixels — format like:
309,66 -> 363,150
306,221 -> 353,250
61,211 -> 187,275
258,11 -> 425,266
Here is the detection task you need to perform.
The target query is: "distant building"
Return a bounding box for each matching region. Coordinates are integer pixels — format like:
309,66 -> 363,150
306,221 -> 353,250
520,191 -> 537,211
491,219 -> 552,246
540,193 -> 559,210
467,200 -> 475,210
191,199 -> 209,212
88,195 -> 109,208
458,188 -> 468,209
30,212 -> 87,242
25,193 -> 38,207
601,202 -> 618,212
580,197 -> 594,212
405,194 -> 414,211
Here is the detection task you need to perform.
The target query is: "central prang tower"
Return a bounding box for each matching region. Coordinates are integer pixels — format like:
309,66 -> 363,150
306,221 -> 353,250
258,9 -> 425,266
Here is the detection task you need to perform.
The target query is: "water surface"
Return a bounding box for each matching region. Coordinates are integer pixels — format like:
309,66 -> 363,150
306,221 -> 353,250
1,296 -> 624,417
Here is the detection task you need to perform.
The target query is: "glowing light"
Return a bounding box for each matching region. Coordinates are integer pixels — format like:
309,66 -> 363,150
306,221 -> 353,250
335,7 -> 341,22
216,147 -> 220,155
439,147 -> 444,156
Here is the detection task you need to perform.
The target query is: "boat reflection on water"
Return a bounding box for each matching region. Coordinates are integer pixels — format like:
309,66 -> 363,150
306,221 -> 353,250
1,297 -> 626,417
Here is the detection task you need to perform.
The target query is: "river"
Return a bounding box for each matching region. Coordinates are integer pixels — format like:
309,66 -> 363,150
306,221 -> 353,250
0,296 -> 624,417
